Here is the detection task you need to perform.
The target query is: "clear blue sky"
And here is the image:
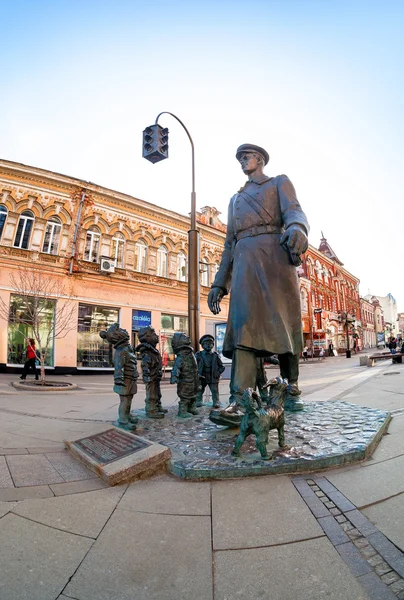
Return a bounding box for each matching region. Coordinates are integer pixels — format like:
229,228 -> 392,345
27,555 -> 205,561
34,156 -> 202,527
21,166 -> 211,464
1,0 -> 403,309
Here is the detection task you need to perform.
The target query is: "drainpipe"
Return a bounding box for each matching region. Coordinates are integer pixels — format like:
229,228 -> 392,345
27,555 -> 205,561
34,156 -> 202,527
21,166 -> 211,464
69,190 -> 86,275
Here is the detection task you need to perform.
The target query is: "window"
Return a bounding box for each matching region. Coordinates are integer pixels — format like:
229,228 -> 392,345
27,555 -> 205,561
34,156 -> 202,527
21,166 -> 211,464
323,267 -> 329,284
84,226 -> 101,262
160,313 -> 189,368
111,233 -> 125,268
157,245 -> 168,277
7,294 -> 55,366
0,205 -> 7,240
134,239 -> 148,272
315,260 -> 322,279
14,210 -> 34,249
42,216 -> 62,255
177,251 -> 187,281
77,303 -> 119,368
300,288 -> 308,312
200,258 -> 210,287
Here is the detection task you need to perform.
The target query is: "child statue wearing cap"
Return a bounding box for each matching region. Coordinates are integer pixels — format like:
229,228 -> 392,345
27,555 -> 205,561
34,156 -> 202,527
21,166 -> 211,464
99,323 -> 139,431
195,334 -> 225,408
170,332 -> 200,418
135,326 -> 166,419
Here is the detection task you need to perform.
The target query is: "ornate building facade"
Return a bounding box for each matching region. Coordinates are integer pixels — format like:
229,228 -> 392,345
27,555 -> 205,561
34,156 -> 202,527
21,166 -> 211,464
0,159 -> 228,373
298,235 -> 361,354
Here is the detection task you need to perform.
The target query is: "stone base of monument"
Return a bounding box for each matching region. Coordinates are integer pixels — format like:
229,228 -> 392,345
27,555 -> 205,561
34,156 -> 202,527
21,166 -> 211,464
132,401 -> 391,480
65,427 -> 171,486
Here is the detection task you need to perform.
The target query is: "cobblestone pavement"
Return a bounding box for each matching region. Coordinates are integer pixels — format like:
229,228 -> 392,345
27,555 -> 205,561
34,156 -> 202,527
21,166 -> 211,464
0,356 -> 403,599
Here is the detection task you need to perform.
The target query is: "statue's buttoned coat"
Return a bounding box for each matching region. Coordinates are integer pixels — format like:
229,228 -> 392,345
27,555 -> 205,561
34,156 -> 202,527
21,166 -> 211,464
212,174 -> 309,358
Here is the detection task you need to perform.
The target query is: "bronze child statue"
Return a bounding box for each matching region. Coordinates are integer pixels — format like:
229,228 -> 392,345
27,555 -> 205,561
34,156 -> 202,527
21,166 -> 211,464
232,377 -> 288,460
136,326 -> 166,419
195,334 -> 225,408
99,323 -> 139,431
170,332 -> 200,418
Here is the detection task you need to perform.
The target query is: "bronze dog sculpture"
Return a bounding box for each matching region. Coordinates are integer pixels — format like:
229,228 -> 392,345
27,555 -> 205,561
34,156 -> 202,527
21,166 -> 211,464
232,377 -> 288,460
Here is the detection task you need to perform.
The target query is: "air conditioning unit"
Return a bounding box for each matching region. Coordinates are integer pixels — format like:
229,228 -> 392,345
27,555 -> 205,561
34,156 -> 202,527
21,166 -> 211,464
100,258 -> 116,273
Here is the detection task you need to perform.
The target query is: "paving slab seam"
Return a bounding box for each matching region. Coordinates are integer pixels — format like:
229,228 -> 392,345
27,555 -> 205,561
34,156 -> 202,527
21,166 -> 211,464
8,511 -> 98,540
355,490 -> 404,511
118,507 -> 212,518
292,476 -> 404,599
4,455 -> 17,487
213,534 -> 326,553
209,482 -> 215,600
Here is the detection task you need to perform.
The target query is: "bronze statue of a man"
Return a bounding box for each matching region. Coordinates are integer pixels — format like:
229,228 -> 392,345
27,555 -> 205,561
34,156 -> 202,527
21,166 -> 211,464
208,144 -> 309,411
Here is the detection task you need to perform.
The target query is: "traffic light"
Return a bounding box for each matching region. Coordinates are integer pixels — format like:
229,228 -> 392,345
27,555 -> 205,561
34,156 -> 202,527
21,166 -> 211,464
142,124 -> 169,164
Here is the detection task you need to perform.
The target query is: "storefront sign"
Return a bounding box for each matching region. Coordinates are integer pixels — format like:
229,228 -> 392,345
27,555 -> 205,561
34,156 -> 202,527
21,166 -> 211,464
132,310 -> 151,330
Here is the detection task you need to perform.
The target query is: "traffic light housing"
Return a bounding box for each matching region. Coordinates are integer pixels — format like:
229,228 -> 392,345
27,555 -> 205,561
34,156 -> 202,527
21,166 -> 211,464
142,124 -> 169,163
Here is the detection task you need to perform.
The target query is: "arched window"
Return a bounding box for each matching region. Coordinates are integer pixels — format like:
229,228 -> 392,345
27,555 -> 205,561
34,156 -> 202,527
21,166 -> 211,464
14,210 -> 34,249
300,288 -> 308,312
42,216 -> 62,255
200,258 -> 210,287
323,266 -> 329,284
134,239 -> 148,273
306,259 -> 313,277
177,251 -> 187,281
111,233 -> 125,268
157,245 -> 168,277
84,226 -> 101,263
0,205 -> 7,241
315,260 -> 322,279
213,262 -> 220,282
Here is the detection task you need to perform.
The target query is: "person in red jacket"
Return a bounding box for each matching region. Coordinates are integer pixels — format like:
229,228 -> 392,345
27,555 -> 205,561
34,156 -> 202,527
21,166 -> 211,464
20,338 -> 39,380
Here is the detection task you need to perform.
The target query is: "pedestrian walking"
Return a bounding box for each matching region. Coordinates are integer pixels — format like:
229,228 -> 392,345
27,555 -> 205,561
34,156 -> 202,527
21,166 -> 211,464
328,343 -> 334,357
319,347 -> 325,361
20,338 -> 39,380
302,346 -> 308,361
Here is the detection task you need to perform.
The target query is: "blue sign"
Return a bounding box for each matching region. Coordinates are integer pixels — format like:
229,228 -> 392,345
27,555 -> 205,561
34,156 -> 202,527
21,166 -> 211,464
132,310 -> 151,330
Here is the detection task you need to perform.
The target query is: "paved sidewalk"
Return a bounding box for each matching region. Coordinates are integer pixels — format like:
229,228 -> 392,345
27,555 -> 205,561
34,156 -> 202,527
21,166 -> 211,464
0,357 -> 403,599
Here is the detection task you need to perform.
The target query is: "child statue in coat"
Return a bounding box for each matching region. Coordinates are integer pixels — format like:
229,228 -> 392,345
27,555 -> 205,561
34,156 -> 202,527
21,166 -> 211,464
170,332 -> 200,418
99,323 -> 139,431
136,326 -> 166,419
195,334 -> 225,408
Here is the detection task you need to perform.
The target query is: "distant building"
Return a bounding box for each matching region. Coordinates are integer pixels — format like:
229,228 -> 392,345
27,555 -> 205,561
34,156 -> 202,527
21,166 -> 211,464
299,233 -> 361,354
364,293 -> 398,339
360,297 -> 376,349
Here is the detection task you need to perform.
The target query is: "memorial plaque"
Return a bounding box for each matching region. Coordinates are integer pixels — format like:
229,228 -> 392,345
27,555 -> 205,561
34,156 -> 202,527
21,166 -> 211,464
74,429 -> 151,465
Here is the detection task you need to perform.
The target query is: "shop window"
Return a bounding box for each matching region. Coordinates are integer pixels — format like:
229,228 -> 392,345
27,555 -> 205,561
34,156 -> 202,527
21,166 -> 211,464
160,313 -> 189,368
7,294 -> 55,366
177,251 -> 187,281
0,205 -> 7,241
134,239 -> 148,272
42,216 -> 62,255
157,245 -> 168,278
14,210 -> 34,249
200,258 -> 210,287
77,303 -> 119,368
111,233 -> 125,268
84,226 -> 101,263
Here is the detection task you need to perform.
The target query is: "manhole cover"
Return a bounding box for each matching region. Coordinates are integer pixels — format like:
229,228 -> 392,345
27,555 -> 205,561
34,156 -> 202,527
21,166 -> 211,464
383,372 -> 400,376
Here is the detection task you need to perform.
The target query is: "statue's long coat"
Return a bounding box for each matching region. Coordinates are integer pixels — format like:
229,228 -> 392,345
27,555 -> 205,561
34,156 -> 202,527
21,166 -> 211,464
212,174 -> 309,359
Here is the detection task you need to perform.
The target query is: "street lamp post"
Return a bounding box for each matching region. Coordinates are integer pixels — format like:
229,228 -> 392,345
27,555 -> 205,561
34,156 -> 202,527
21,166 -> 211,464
142,112 -> 200,351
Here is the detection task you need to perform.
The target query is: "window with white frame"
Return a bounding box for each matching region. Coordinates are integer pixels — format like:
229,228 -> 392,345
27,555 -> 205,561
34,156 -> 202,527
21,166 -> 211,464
134,239 -> 148,272
84,226 -> 101,262
200,258 -> 210,287
14,210 -> 34,249
157,245 -> 168,277
111,233 -> 125,268
315,260 -> 322,279
42,216 -> 62,255
0,205 -> 7,241
177,251 -> 187,281
323,266 -> 329,284
300,288 -> 308,312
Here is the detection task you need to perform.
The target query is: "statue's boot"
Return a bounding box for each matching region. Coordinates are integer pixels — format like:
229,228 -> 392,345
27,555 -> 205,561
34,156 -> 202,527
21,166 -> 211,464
195,390 -> 204,408
283,383 -> 304,412
187,400 -> 199,416
156,399 -> 168,414
145,400 -> 164,419
178,400 -> 192,418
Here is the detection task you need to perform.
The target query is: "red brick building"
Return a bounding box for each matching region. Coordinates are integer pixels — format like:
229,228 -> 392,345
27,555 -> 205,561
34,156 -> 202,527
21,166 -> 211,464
299,235 -> 360,355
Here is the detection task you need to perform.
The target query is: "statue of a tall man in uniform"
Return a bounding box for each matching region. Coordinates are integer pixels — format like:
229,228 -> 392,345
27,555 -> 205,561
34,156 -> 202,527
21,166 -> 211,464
208,144 -> 309,411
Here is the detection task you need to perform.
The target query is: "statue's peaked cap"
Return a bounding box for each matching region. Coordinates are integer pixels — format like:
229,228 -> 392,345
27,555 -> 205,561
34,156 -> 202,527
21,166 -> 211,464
199,334 -> 214,344
236,144 -> 269,165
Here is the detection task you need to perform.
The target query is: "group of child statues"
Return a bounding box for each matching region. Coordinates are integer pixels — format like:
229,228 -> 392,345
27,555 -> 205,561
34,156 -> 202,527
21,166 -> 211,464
99,324 -> 225,430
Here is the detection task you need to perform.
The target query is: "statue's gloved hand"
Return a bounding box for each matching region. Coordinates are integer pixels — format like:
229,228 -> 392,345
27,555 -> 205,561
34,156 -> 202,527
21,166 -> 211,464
208,287 -> 224,315
280,225 -> 308,256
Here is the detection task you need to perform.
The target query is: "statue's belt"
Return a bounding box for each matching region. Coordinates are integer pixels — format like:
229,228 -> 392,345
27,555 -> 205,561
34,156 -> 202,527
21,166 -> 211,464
236,224 -> 281,242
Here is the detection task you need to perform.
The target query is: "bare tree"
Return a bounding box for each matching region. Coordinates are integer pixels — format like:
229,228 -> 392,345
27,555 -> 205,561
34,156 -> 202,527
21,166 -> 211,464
0,267 -> 77,383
